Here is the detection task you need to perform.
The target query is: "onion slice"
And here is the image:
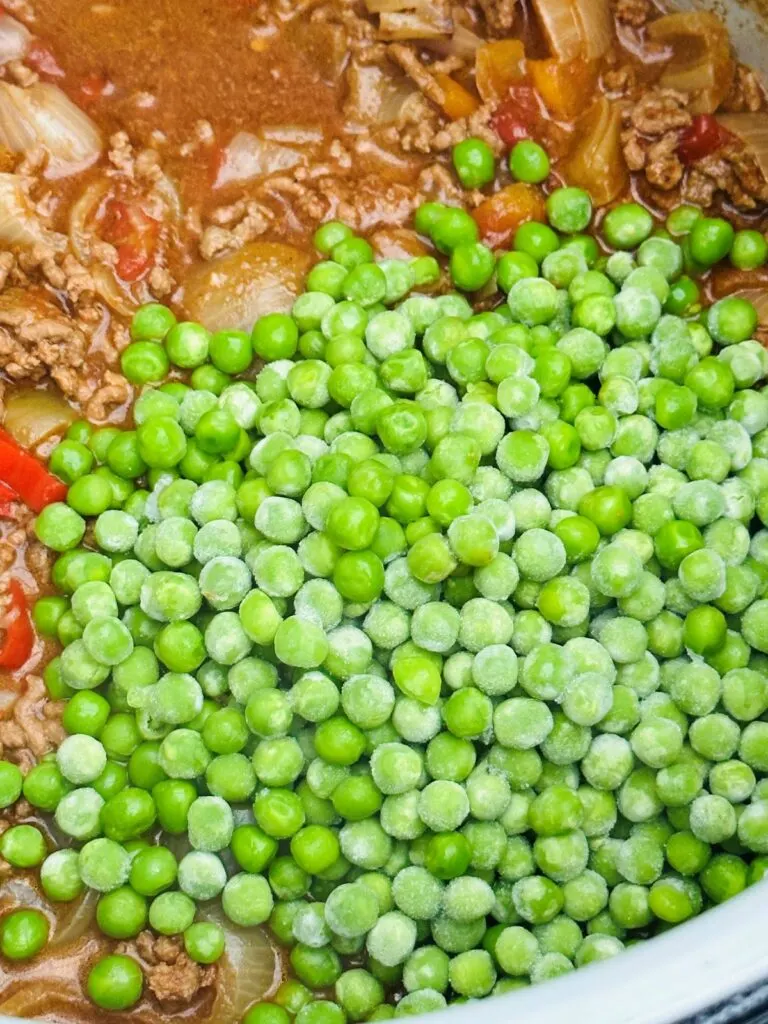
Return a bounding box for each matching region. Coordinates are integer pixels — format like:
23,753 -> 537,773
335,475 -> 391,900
3,387 -> 76,449
49,890 -> 99,950
575,0 -> 613,61
717,112 -> 768,183
425,22 -> 484,57
215,131 -> 303,188
0,13 -> 30,65
0,171 -> 66,249
153,170 -> 183,222
344,62 -> 417,125
182,241 -> 312,333
202,902 -> 280,1022
531,0 -> 612,61
68,179 -> 110,264
0,82 -> 102,179
562,96 -> 628,206
92,263 -> 139,316
364,0 -> 452,39
648,12 -> 734,114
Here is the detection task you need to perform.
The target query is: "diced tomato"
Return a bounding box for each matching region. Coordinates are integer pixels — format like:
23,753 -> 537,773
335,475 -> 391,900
102,199 -> 159,282
677,114 -> 735,165
0,481 -> 17,520
116,243 -> 152,282
492,84 -> 541,147
79,73 -> 113,104
25,41 -> 65,79
0,580 -> 34,672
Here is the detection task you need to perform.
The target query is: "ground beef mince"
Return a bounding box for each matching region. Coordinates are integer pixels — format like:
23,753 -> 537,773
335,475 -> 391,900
0,675 -> 64,771
129,933 -> 217,1007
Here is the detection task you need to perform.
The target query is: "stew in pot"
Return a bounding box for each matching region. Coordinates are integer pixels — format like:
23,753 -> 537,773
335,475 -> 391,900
1,0 -> 768,1021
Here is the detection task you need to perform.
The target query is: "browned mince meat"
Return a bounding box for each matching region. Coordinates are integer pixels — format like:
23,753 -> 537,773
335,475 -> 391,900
125,932 -> 217,1006
1,0 -> 768,1020
0,674 -> 64,771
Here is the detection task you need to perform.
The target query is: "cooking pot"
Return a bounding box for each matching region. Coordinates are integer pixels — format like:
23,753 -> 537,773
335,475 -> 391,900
4,1 -> 768,1022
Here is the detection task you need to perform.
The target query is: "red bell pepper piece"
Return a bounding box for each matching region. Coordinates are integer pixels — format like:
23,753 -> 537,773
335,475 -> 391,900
0,580 -> 34,671
677,114 -> 735,165
492,84 -> 541,147
0,428 -> 67,513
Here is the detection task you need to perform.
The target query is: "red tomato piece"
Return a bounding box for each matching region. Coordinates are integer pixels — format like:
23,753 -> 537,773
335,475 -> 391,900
677,114 -> 735,164
0,481 -> 17,519
102,199 -> 159,282
79,73 -> 113,103
492,84 -> 541,146
116,243 -> 152,282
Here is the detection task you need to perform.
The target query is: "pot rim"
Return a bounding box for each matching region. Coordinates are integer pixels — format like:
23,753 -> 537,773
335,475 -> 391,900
420,879 -> 768,1024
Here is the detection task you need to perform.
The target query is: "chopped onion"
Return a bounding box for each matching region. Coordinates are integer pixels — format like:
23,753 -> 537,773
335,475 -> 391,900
153,170 -> 183,222
562,96 -> 628,206
0,987 -> 101,1022
215,131 -> 303,189
370,225 -> 429,260
575,0 -> 613,61
0,82 -> 102,179
531,0 -> 612,61
182,241 -> 311,333
92,263 -> 139,316
365,0 -> 452,39
365,0 -> 425,11
261,125 -> 324,145
0,13 -> 30,65
648,12 -> 734,114
344,62 -> 417,125
203,902 -> 280,1023
3,387 -> 75,448
379,10 -> 453,40
1,876 -> 49,916
291,21 -> 348,84
0,172 -> 66,250
68,179 -> 110,264
49,890 -> 98,950
531,0 -> 582,62
425,22 -> 484,58
717,113 -> 768,183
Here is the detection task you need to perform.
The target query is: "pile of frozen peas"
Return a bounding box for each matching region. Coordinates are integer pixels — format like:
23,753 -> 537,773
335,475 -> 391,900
2,186 -> 768,1020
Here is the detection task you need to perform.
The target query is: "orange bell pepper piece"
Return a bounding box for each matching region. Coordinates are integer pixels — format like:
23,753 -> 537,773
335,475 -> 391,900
435,74 -> 480,120
528,57 -> 598,120
475,40 -> 527,105
473,183 -> 547,248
